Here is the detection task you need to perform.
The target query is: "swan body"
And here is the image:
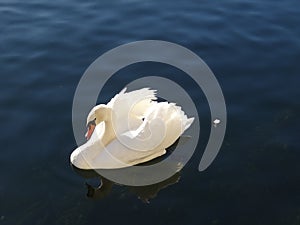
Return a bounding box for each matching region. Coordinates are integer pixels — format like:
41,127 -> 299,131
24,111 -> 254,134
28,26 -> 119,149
70,88 -> 194,170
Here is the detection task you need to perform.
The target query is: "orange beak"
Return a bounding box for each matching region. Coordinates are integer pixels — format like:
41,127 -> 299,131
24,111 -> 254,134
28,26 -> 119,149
85,124 -> 96,141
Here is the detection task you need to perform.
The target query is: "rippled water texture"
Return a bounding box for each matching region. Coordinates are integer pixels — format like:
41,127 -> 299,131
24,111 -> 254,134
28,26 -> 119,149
1,0 -> 300,224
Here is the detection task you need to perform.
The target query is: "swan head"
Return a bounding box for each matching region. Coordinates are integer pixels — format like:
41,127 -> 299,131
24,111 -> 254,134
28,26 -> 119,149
85,104 -> 111,140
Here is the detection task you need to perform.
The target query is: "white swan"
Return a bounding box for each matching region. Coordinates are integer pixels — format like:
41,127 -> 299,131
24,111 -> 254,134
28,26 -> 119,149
70,88 -> 194,170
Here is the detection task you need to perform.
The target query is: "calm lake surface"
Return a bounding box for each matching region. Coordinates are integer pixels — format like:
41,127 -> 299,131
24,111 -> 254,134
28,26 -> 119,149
1,0 -> 300,224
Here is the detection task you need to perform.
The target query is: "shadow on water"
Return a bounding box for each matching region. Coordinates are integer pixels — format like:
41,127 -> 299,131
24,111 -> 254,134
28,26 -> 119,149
72,165 -> 181,203
70,137 -> 190,203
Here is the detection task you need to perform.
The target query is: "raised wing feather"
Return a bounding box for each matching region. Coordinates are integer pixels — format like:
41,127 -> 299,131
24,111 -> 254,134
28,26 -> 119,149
110,88 -> 157,133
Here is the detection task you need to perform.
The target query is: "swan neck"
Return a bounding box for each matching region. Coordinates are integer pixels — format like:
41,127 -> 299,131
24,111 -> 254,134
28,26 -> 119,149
101,120 -> 115,146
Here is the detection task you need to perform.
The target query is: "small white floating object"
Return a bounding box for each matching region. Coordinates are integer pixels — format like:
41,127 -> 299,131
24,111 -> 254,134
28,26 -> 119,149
213,118 -> 221,127
70,88 -> 194,170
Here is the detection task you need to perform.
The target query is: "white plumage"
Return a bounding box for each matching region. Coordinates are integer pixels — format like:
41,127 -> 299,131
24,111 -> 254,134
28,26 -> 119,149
70,88 -> 194,169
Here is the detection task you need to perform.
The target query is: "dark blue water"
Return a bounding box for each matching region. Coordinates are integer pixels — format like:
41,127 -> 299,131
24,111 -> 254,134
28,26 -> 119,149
1,0 -> 300,224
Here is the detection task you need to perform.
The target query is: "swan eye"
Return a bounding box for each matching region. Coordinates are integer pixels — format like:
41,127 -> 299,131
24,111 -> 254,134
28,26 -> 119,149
87,119 -> 96,128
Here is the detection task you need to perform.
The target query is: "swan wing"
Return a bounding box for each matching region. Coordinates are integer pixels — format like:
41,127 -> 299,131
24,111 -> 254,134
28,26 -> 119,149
107,87 -> 156,112
119,102 -> 194,151
110,88 -> 157,133
106,87 -> 127,108
120,102 -> 194,151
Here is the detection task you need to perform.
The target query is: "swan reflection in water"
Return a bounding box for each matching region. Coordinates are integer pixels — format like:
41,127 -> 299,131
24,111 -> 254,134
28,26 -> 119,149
71,165 -> 181,203
71,137 -> 191,203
